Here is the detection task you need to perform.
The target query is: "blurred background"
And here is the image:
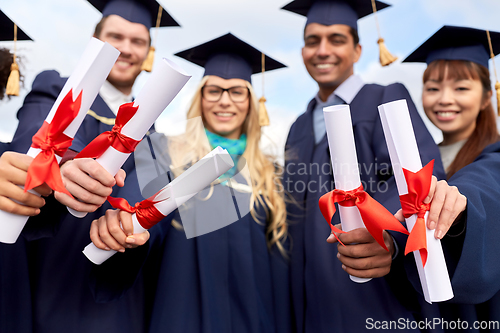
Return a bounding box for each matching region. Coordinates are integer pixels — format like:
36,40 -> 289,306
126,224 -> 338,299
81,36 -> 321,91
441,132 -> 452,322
1,0 -> 499,161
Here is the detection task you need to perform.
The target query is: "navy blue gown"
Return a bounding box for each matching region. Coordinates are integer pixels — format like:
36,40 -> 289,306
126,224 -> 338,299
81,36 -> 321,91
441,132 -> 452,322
405,141 -> 500,332
90,132 -> 292,333
284,83 -> 445,332
1,70 -> 147,333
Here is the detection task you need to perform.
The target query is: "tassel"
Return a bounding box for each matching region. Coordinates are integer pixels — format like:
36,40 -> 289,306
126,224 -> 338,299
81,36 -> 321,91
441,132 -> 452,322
141,46 -> 155,72
6,62 -> 19,96
495,81 -> 500,117
378,38 -> 397,67
258,97 -> 269,127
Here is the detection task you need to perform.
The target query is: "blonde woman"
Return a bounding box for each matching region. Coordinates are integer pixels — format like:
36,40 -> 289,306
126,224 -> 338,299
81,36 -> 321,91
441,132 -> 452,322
89,33 -> 291,333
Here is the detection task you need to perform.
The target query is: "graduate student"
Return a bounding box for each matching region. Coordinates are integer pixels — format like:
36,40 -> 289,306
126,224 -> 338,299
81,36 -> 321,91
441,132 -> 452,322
280,0 -> 445,331
3,1 -> 180,332
0,8 -> 31,153
399,25 -> 500,332
0,10 -> 42,333
88,33 -> 292,333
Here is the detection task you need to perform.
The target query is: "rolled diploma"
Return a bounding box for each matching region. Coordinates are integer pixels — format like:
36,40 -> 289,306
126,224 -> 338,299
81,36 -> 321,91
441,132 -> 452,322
69,58 -> 191,218
323,105 -> 371,283
83,146 -> 234,264
378,99 -> 453,303
0,38 -> 119,244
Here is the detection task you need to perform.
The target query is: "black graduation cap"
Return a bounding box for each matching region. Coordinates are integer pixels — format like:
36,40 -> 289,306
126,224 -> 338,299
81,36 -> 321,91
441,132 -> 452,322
0,10 -> 31,41
87,0 -> 179,30
174,33 -> 286,83
281,0 -> 390,30
403,25 -> 500,68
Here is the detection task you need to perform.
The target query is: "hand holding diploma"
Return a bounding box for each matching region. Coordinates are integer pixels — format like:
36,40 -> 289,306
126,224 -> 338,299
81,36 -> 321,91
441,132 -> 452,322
379,99 -> 454,303
69,58 -> 191,218
0,152 -> 52,216
55,159 -> 126,213
321,104 -> 408,283
83,146 -> 234,265
0,38 -> 119,244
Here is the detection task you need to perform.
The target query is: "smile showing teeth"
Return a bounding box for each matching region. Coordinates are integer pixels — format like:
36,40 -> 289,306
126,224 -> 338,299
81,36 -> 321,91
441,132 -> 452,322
436,111 -> 458,119
316,63 -> 333,69
215,112 -> 234,117
116,60 -> 132,66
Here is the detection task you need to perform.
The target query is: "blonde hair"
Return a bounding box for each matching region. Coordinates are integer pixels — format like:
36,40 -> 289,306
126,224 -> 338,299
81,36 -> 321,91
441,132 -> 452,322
167,76 -> 288,256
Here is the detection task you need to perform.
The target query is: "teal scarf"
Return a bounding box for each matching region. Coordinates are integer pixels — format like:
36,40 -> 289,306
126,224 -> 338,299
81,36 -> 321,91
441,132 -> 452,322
205,129 -> 247,179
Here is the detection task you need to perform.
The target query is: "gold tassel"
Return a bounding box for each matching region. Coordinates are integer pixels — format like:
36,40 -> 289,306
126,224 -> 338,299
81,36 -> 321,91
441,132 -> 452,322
258,96 -> 269,127
495,81 -> 500,117
378,38 -> 398,67
6,61 -> 19,96
141,46 -> 155,72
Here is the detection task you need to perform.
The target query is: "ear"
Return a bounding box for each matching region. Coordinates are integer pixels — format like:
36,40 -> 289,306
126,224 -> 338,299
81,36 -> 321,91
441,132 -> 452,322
481,89 -> 493,110
353,43 -> 362,64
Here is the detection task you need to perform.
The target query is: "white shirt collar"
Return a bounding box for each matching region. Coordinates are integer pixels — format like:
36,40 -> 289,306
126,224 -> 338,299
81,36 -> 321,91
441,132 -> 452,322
99,80 -> 133,116
314,74 -> 364,105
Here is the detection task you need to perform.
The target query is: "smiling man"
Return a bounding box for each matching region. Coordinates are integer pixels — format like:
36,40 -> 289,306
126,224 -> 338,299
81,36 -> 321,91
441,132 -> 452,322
3,1 -> 180,332
281,0 -> 445,332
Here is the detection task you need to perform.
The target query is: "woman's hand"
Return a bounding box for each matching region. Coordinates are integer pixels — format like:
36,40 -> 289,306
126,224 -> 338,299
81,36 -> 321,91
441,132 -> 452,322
395,176 -> 467,239
90,209 -> 149,252
0,151 -> 52,216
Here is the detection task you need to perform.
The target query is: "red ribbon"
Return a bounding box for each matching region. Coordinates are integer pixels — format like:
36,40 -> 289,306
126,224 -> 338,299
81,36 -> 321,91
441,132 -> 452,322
76,102 -> 141,159
107,196 -> 166,230
400,160 -> 434,267
319,184 -> 409,251
25,89 -> 83,197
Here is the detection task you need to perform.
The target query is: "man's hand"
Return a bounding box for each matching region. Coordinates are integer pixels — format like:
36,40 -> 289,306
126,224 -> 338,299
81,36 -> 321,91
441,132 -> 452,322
54,158 -> 126,212
327,225 -> 394,278
0,152 -> 52,216
90,209 -> 149,252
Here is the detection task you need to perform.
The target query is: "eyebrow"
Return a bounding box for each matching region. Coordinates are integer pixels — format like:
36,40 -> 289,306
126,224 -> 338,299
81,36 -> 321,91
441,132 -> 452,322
304,32 -> 347,41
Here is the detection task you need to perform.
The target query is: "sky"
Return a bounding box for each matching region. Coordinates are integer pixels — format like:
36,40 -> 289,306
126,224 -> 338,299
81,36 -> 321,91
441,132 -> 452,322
1,0 -> 500,160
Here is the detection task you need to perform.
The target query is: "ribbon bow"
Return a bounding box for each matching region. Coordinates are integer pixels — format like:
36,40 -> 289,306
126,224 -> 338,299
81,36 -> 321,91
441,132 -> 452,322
107,195 -> 167,230
76,102 -> 141,159
25,89 -> 83,197
319,184 -> 409,251
400,160 -> 434,267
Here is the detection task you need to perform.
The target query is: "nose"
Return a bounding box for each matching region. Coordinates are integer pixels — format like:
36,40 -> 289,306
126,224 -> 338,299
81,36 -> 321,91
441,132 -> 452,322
219,90 -> 231,105
438,87 -> 454,105
316,38 -> 330,58
117,39 -> 132,57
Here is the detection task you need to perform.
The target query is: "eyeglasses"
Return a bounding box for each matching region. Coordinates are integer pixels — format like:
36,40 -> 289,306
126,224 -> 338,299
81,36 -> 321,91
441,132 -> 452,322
201,85 -> 250,103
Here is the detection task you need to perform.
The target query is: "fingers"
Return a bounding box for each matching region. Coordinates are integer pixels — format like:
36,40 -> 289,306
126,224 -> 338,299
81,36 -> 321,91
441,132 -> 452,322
115,169 -> 126,188
90,209 -> 129,252
33,183 -> 53,197
125,230 -> 150,248
58,159 -> 117,211
424,176 -> 437,204
336,229 -> 394,278
0,195 -> 42,216
326,223 -> 342,244
54,191 -> 100,212
427,180 -> 467,239
0,152 -> 47,215
394,209 -> 404,222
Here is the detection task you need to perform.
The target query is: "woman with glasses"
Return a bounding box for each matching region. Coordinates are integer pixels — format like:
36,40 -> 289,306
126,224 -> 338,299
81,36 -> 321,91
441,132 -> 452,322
88,33 -> 291,333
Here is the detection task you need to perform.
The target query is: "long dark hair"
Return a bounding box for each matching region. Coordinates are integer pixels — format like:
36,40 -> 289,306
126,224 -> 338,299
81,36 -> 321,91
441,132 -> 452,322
423,60 -> 500,178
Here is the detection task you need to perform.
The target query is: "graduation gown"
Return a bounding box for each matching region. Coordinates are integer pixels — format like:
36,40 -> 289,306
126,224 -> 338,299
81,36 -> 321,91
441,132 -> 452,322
2,70 -> 146,333
90,132 -> 292,333
405,141 -> 500,332
284,83 -> 445,332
